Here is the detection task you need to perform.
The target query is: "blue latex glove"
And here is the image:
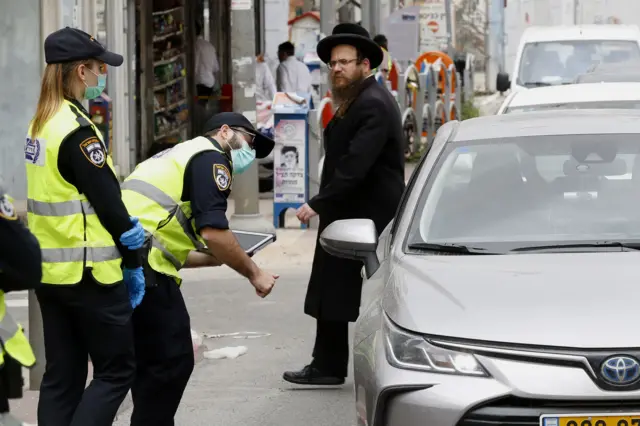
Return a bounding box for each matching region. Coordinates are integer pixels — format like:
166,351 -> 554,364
123,267 -> 146,308
120,217 -> 145,250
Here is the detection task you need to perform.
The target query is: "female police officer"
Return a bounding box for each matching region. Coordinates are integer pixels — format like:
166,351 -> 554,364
24,27 -> 146,426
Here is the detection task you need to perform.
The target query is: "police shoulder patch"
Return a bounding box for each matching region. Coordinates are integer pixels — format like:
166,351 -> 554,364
79,137 -> 106,168
213,164 -> 231,191
0,194 -> 17,221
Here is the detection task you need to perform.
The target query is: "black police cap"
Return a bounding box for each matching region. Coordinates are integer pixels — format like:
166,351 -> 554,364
204,112 -> 275,160
45,27 -> 123,66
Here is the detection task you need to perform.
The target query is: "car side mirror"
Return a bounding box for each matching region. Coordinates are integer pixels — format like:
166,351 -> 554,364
496,71 -> 511,93
319,219 -> 380,279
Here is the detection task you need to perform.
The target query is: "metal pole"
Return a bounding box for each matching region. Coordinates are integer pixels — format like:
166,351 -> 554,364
127,0 -> 137,169
371,0 -> 381,36
107,0 -> 130,178
499,0 -> 506,72
361,0 -> 371,31
484,0 -> 492,92
444,0 -> 454,56
229,0 -> 275,233
320,0 -> 336,98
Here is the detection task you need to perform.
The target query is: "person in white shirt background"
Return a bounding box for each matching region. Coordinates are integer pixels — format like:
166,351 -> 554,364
256,52 -> 277,103
195,21 -> 219,106
276,41 -> 312,95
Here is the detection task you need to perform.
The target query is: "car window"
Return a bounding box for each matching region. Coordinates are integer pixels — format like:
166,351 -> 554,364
390,125 -> 455,247
505,100 -> 640,113
406,134 -> 640,251
517,40 -> 640,87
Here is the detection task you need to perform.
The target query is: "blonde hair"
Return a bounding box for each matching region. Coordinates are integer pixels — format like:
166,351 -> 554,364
30,59 -> 93,138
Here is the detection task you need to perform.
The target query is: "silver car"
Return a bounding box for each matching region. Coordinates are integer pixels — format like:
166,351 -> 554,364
320,109 -> 640,426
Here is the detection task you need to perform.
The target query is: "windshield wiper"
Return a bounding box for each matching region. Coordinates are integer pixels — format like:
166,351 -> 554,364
407,242 -> 501,255
511,241 -> 640,253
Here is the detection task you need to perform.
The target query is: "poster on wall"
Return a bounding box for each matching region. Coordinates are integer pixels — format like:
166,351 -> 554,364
274,119 -> 307,203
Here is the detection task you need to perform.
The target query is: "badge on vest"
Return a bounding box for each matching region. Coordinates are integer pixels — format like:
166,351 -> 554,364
25,137 -> 45,167
213,164 -> 231,191
79,137 -> 106,168
0,195 -> 17,221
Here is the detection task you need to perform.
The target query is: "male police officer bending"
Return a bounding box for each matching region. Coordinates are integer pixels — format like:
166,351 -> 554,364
119,112 -> 279,425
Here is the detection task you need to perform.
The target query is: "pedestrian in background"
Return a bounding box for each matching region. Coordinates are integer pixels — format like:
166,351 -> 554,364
24,27 -> 146,426
283,23 -> 406,385
256,51 -> 277,103
195,20 -> 220,106
276,41 -> 313,94
373,34 -> 393,82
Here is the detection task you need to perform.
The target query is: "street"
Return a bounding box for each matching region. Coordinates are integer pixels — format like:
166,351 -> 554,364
7,225 -> 360,425
115,260 -> 356,426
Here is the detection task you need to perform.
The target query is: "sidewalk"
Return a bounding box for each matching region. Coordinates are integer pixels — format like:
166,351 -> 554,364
473,92 -> 505,116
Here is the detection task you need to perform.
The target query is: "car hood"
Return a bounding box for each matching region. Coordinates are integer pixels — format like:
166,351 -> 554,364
383,252 -> 640,348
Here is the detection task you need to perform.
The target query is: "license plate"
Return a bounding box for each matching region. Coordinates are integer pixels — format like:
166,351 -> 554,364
541,413 -> 640,426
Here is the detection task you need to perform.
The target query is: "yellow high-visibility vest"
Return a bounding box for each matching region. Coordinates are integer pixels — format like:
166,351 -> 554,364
0,190 -> 38,368
0,292 -> 35,368
25,100 -> 123,285
374,47 -> 393,74
121,137 -> 229,284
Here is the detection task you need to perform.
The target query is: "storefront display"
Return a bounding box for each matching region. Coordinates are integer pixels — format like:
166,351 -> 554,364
138,0 -> 195,160
151,5 -> 188,144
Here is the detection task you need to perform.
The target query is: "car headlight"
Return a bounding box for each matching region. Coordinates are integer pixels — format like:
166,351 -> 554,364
383,314 -> 488,377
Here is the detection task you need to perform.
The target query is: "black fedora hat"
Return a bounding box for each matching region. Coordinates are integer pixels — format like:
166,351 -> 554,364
316,23 -> 383,69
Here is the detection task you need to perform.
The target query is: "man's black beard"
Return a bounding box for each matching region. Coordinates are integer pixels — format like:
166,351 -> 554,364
330,72 -> 366,106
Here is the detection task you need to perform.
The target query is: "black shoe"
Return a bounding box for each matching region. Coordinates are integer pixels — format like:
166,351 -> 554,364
283,365 -> 345,385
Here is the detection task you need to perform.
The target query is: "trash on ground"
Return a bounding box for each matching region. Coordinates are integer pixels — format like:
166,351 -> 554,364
203,346 -> 248,360
203,331 -> 271,339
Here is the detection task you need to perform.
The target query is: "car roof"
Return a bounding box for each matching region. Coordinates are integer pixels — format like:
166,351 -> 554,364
506,82 -> 640,107
521,25 -> 640,43
452,109 -> 640,141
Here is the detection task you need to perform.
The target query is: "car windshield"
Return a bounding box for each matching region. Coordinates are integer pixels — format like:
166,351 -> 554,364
517,40 -> 640,87
504,100 -> 640,113
407,134 -> 640,252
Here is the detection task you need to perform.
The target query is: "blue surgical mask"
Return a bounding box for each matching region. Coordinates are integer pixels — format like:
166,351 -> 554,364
84,68 -> 107,100
230,140 -> 256,175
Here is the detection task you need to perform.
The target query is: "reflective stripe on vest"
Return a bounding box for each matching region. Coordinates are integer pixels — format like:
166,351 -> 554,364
25,100 -> 123,285
0,293 -> 35,368
120,179 -> 206,251
121,137 -> 226,282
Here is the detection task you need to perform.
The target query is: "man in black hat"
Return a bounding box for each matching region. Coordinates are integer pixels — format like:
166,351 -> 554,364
120,112 -> 279,424
284,23 -> 406,385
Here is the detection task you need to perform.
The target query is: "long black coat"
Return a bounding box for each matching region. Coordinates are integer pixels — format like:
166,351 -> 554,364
305,76 -> 406,322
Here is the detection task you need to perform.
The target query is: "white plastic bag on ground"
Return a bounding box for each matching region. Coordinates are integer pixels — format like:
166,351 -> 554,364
203,346 -> 248,360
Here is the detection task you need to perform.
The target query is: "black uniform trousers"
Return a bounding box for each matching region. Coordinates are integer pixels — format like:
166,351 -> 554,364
0,373 -> 10,414
130,271 -> 194,426
35,274 -> 136,426
310,320 -> 349,378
